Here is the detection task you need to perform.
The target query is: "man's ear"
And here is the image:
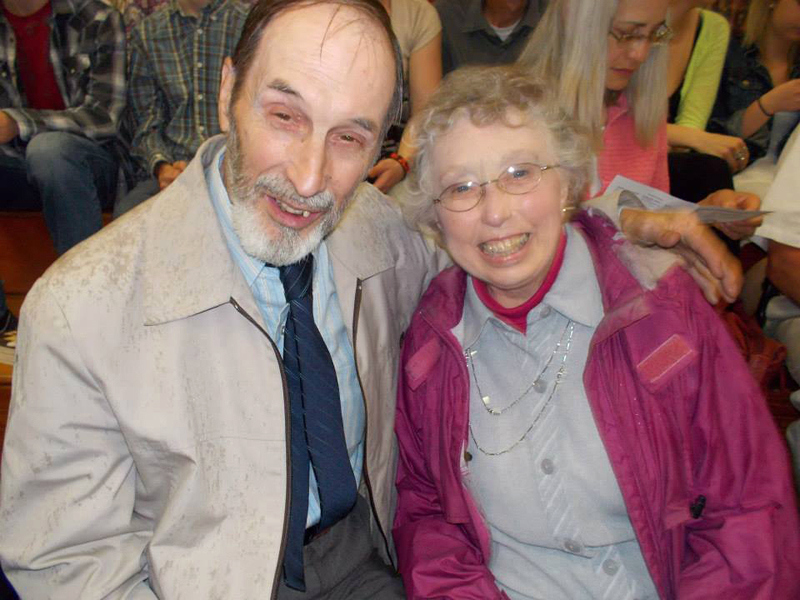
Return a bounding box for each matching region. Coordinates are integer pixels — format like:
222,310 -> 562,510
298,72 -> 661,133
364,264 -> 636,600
218,57 -> 236,133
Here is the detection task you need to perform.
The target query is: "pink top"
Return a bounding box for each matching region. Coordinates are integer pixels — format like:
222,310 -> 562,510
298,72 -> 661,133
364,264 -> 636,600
597,94 -> 670,195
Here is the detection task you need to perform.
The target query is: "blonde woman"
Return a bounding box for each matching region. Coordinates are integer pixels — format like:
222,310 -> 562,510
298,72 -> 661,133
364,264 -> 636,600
710,0 -> 800,166
517,0 -> 670,194
517,0 -> 761,240
666,0 -> 744,171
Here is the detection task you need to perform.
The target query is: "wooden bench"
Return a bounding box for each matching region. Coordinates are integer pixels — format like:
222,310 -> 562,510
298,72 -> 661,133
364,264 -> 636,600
0,211 -> 59,315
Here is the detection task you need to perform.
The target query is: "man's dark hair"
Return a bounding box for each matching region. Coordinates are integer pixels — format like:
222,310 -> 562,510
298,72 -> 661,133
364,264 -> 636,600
231,0 -> 404,140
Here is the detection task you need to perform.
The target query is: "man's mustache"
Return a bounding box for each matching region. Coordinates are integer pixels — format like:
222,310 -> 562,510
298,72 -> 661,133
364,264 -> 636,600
253,174 -> 334,211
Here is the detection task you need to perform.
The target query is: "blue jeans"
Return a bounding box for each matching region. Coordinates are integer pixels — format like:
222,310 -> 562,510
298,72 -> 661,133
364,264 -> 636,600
0,131 -> 117,254
0,132 -> 117,314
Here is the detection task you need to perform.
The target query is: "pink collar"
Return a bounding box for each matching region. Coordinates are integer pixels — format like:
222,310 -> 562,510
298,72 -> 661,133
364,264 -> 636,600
472,230 -> 567,334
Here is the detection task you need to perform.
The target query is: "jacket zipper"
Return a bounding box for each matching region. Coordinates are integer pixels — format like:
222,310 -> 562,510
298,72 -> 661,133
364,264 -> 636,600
351,278 -> 396,568
228,297 -> 291,600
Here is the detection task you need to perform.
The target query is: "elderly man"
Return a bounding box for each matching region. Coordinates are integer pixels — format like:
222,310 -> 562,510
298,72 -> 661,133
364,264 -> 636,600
0,0 -> 744,597
1,1 -> 421,597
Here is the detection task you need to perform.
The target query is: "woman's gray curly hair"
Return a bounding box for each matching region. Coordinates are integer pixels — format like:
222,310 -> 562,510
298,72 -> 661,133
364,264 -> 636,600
401,64 -> 595,243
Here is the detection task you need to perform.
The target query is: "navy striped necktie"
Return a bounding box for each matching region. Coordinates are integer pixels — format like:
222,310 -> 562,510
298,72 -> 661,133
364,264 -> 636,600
279,255 -> 357,591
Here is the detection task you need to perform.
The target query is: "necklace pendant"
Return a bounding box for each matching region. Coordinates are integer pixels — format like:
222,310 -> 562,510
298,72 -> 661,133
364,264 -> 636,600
533,378 -> 547,393
481,395 -> 491,406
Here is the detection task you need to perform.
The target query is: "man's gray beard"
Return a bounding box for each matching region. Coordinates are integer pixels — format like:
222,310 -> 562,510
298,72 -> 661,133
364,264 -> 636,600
224,120 -> 349,266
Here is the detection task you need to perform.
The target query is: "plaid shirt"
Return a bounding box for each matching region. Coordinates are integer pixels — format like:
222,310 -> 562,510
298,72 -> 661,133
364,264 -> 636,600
0,0 -> 126,158
127,0 -> 248,178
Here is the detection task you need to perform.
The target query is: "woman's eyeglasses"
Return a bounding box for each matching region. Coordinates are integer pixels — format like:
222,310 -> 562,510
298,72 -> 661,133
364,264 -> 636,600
434,163 -> 559,213
608,23 -> 673,47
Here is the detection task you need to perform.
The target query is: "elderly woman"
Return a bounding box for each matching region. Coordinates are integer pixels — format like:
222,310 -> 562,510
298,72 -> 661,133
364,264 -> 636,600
392,65 -> 800,600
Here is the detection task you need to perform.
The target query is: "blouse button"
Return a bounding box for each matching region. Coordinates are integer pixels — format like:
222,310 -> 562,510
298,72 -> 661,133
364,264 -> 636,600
603,559 -> 619,575
540,458 -> 555,474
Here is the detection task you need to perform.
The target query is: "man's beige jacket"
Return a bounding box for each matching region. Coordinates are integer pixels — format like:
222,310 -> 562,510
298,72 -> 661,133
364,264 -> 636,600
0,136 -> 443,599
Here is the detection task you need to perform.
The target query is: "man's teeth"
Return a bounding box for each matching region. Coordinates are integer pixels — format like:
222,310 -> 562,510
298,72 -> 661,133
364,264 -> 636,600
277,199 -> 311,218
480,233 -> 530,256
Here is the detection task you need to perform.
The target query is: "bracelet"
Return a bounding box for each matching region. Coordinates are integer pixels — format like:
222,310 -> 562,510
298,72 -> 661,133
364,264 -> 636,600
757,96 -> 773,117
389,152 -> 410,174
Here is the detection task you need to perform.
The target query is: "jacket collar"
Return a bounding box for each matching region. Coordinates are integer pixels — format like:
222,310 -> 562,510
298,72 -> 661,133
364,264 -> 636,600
571,211 -> 654,342
324,182 -> 399,280
142,136 -> 242,325
141,136 -> 398,324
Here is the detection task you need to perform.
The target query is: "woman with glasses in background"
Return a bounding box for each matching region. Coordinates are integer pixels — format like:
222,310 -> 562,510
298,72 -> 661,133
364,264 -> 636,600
516,0 -> 760,242
392,64 -> 800,600
518,0 -> 673,195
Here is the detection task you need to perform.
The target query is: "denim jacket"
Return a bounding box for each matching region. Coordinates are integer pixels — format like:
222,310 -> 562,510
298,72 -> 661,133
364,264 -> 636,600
709,36 -> 800,164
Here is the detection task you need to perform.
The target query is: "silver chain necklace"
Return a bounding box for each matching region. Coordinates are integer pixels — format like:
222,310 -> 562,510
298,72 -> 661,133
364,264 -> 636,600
465,318 -> 573,416
467,320 -> 575,456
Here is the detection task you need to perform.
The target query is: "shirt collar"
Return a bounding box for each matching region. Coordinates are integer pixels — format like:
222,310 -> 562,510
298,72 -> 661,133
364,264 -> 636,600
459,224 -> 603,348
546,224 -> 604,326
462,0 -> 537,34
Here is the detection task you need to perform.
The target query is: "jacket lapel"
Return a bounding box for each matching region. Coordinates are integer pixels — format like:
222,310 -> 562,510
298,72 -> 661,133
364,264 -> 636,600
141,136 -> 261,328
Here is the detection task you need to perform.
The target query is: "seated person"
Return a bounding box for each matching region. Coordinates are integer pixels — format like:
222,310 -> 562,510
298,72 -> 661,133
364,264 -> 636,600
517,0 -> 761,248
393,64 -> 800,599
709,0 -> 800,169
435,0 -> 546,75
666,0 -> 740,203
367,0 -> 442,193
0,0 -> 125,333
117,0 -> 248,217
747,124 -> 800,489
